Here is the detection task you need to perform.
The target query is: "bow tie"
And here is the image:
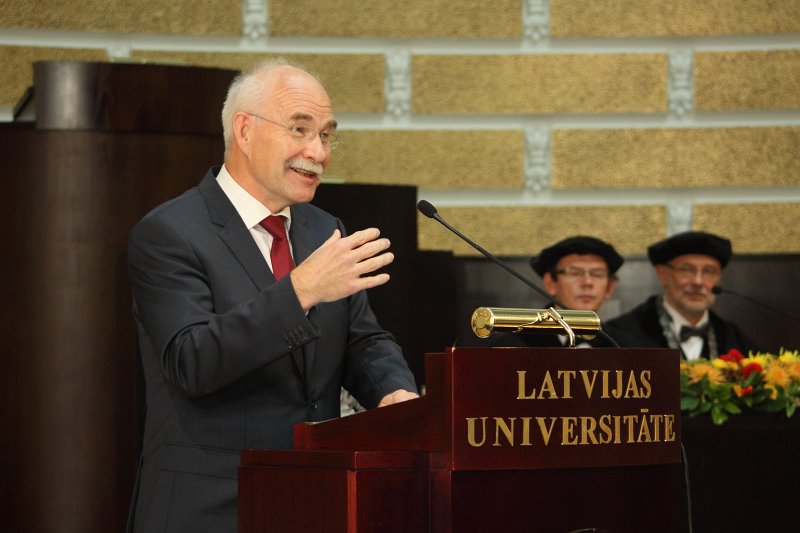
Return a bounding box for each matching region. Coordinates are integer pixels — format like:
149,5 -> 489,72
679,324 -> 710,342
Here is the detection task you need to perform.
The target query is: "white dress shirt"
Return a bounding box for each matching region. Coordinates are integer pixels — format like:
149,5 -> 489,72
215,165 -> 294,273
663,300 -> 710,361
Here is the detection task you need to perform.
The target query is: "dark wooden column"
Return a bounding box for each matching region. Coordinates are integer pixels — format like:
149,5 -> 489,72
0,61 -> 234,533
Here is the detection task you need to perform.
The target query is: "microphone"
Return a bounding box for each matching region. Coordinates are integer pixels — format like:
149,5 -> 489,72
712,285 -> 800,322
416,199 -> 620,347
417,200 -> 563,307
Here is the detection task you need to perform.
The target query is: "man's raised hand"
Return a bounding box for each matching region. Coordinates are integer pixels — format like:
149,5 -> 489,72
291,227 -> 394,312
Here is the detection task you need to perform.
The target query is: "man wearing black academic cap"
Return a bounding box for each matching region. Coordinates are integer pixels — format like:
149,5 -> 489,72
604,231 -> 758,359
492,236 -> 623,348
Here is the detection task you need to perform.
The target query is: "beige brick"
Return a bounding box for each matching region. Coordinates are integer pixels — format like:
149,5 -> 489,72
269,0 -> 521,38
326,130 -> 524,189
696,50 -> 800,111
0,0 -> 240,35
418,205 -> 666,257
694,203 -> 800,254
131,51 -> 385,113
413,54 -> 666,114
551,0 -> 800,38
0,46 -> 108,107
552,127 -> 800,189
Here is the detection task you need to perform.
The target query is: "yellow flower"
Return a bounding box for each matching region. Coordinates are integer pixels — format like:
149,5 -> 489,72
779,349 -> 800,364
764,362 -> 790,389
688,363 -> 725,385
764,384 -> 779,400
742,354 -> 770,368
681,351 -> 800,424
785,361 -> 800,382
712,358 -> 737,371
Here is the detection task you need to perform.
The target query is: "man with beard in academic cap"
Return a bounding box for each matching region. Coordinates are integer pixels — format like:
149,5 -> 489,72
492,235 -> 623,348
604,231 -> 759,359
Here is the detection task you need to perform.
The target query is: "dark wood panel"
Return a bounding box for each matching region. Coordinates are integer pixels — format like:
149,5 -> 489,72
682,415 -> 800,533
312,184 -> 457,386
0,124 -> 224,533
446,465 -> 687,533
239,454 -> 430,533
34,61 -> 236,134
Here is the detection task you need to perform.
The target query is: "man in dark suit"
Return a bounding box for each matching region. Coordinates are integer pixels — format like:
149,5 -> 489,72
604,231 -> 758,359
492,236 -> 623,348
126,60 -> 418,533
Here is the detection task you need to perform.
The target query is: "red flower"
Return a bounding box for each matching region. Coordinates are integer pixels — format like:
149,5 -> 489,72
741,363 -> 763,378
720,349 -> 744,363
733,384 -> 754,397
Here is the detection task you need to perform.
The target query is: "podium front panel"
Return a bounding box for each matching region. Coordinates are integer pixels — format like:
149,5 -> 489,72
431,463 -> 688,533
445,347 -> 682,470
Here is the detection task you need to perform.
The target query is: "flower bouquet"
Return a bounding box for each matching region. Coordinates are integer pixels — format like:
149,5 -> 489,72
680,348 -> 800,425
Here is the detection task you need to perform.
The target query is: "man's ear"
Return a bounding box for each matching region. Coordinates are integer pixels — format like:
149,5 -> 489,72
542,272 -> 558,297
654,264 -> 669,286
605,277 -> 618,298
232,112 -> 253,157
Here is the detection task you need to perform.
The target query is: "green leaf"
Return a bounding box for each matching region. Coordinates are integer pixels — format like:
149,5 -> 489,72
681,397 -> 700,411
680,353 -> 800,423
722,401 -> 741,414
757,402 -> 785,413
742,372 -> 759,387
711,406 -> 728,425
751,391 -> 770,403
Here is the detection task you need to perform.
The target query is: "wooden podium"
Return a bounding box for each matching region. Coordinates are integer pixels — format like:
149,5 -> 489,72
239,347 -> 688,533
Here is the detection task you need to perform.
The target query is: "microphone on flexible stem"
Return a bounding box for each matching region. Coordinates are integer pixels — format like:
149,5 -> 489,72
416,199 -> 620,347
417,200 -> 564,307
712,285 -> 800,322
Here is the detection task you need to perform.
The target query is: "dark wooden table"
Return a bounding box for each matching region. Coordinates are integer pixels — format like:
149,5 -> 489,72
681,414 -> 800,533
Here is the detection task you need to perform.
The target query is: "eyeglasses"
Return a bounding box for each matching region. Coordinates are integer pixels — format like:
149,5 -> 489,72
246,112 -> 340,150
665,263 -> 721,280
555,267 -> 609,281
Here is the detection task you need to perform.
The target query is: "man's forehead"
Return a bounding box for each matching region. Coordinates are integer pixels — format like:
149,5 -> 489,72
265,69 -> 333,111
283,109 -> 337,128
556,253 -> 609,268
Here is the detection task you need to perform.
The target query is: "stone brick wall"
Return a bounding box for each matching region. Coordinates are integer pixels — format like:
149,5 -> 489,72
1,0 -> 798,256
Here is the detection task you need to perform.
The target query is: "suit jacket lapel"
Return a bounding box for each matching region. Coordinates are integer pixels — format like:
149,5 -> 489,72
199,169 -> 307,379
199,170 -> 275,291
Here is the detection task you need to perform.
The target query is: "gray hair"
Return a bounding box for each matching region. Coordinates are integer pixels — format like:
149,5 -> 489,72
221,58 -> 320,159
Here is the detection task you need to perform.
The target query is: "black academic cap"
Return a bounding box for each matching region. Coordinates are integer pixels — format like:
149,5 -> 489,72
647,231 -> 732,267
530,236 -> 624,277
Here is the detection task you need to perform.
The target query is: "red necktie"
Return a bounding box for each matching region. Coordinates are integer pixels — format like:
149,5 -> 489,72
259,215 -> 295,280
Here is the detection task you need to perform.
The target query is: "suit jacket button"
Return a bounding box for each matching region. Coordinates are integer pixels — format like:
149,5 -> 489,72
310,400 -> 319,410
